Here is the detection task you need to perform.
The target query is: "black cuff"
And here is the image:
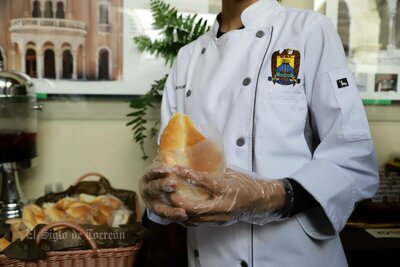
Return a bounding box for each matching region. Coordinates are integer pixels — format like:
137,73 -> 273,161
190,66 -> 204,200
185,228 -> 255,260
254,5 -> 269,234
282,178 -> 320,218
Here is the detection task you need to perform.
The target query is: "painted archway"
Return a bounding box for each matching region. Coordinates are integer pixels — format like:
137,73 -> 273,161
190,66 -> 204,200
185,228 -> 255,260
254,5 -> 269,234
44,49 -> 56,78
25,48 -> 37,78
62,50 -> 73,79
97,48 -> 111,80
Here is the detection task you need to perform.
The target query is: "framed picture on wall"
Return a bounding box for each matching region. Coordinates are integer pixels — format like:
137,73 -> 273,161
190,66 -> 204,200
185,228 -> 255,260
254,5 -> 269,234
0,0 -> 215,95
325,0 -> 400,102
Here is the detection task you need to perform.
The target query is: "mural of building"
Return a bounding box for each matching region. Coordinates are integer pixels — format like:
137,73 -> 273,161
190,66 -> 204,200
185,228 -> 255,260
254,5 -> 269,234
336,0 -> 400,63
0,0 -> 123,81
332,0 -> 400,99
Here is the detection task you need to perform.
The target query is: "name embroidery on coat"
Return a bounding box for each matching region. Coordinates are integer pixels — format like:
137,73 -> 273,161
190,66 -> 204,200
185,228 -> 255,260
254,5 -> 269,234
268,49 -> 301,86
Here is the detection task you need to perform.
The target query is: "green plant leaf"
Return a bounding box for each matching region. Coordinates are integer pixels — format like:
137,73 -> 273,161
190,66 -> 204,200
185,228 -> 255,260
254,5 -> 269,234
127,110 -> 146,117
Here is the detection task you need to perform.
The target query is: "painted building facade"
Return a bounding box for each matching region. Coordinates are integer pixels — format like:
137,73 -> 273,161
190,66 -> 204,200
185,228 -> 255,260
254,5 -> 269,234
0,0 -> 123,81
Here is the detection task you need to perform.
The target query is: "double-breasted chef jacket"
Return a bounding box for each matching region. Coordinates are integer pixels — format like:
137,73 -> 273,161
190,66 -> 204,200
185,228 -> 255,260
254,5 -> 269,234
149,0 -> 379,266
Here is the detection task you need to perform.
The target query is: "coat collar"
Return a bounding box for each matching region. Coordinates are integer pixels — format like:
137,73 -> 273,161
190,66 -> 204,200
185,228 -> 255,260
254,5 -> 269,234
211,0 -> 284,36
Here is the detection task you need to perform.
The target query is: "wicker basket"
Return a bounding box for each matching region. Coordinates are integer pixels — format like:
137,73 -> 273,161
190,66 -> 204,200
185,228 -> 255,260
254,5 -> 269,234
0,222 -> 141,267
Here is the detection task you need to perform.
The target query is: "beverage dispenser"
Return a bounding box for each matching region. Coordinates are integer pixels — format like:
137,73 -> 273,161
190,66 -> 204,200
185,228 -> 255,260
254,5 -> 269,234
0,60 -> 42,219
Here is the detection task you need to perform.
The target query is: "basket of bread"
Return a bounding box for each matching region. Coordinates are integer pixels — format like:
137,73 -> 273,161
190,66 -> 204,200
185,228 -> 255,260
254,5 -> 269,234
0,172 -> 145,267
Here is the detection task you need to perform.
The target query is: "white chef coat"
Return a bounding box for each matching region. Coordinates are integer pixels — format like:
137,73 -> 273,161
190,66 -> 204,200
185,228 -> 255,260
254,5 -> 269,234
148,0 -> 379,266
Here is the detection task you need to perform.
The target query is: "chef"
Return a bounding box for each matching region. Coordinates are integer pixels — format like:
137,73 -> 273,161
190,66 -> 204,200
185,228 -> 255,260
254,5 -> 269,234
140,0 -> 380,266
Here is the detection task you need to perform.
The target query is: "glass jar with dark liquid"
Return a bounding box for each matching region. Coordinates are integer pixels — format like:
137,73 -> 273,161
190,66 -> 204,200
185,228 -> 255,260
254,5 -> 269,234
0,91 -> 38,164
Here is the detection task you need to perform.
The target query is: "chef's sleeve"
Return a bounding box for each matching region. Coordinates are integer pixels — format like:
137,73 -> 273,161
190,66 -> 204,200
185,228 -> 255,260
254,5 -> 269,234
290,16 -> 379,240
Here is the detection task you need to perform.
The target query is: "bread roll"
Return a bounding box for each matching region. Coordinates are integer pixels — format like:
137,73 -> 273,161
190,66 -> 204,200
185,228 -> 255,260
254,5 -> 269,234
54,197 -> 77,210
22,204 -> 47,230
159,113 -> 206,158
5,218 -> 22,229
78,193 -> 97,203
0,238 -> 10,251
5,218 -> 29,242
92,204 -> 114,225
159,112 -> 224,201
92,195 -> 122,209
43,203 -> 66,221
65,201 -> 92,223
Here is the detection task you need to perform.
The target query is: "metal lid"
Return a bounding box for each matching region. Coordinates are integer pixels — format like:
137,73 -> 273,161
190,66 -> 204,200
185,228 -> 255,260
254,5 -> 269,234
0,60 -> 35,97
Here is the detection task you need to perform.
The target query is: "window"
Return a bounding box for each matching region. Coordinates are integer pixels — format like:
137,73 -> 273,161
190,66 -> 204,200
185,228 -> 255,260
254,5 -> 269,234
44,49 -> 56,79
56,2 -> 65,19
25,49 -> 37,78
32,0 -> 42,17
44,1 -> 54,18
99,5 -> 109,24
62,50 -> 73,79
98,49 -> 109,80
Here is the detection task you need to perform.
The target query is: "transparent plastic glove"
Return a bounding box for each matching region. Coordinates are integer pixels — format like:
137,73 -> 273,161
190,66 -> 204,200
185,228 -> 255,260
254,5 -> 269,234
139,125 -> 225,222
168,166 -> 293,226
139,162 -> 188,222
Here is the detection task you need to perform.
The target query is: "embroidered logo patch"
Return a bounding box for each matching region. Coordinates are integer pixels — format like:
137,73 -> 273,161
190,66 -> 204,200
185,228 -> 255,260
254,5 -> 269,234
336,78 -> 349,88
268,49 -> 301,86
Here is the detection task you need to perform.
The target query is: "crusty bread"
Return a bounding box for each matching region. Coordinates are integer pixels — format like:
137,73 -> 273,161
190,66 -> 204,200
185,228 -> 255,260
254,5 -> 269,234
22,204 -> 47,230
159,112 -> 224,201
159,113 -> 206,154
65,202 -> 92,223
0,238 -> 10,252
5,218 -> 22,228
92,204 -> 114,225
92,195 -> 122,209
54,197 -> 77,210
42,203 -> 66,221
78,193 -> 97,203
6,218 -> 29,242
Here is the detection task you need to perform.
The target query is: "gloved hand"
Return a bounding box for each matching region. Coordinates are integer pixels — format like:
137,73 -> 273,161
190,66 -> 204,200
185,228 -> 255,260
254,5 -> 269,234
167,166 -> 293,226
139,162 -> 188,222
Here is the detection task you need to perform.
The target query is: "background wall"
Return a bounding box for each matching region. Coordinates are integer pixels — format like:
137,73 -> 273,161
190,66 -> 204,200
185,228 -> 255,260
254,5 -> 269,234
283,0 -> 314,9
